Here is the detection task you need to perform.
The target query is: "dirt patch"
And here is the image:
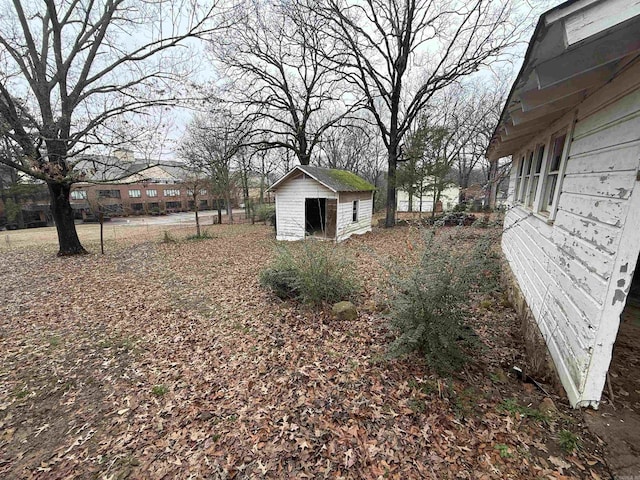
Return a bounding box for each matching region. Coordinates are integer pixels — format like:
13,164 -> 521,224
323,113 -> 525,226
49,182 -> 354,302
585,319 -> 640,478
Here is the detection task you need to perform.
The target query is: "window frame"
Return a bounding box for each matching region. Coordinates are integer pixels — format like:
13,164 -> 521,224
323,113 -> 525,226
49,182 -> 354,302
163,188 -> 180,197
97,189 -> 121,199
540,127 -> 571,219
509,112 -> 575,221
352,200 -> 359,223
526,143 -> 546,209
70,190 -> 87,200
517,150 -> 533,203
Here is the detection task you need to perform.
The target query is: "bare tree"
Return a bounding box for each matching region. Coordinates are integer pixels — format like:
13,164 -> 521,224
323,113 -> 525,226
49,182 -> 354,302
316,0 -> 528,227
211,0 -> 357,166
180,110 -> 250,224
452,78 -> 508,204
183,175 -> 209,237
316,122 -> 372,173
0,0 -> 229,254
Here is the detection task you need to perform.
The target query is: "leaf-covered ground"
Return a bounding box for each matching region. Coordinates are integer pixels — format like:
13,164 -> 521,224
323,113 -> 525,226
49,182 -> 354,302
0,224 -> 610,479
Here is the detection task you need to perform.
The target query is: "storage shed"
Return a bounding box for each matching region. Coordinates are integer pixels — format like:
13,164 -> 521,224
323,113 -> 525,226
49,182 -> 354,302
487,0 -> 640,407
269,165 -> 375,242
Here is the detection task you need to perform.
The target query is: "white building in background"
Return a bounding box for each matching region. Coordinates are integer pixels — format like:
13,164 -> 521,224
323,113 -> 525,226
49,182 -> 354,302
396,183 -> 460,213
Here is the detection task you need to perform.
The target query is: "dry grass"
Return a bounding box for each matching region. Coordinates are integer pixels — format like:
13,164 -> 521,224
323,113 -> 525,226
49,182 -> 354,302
0,222 -> 210,251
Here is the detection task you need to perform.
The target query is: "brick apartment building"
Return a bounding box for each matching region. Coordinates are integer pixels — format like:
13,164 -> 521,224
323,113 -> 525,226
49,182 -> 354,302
70,149 -> 236,219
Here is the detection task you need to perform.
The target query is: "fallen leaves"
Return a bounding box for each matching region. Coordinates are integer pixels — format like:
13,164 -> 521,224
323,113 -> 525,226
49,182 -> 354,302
0,224 -> 610,479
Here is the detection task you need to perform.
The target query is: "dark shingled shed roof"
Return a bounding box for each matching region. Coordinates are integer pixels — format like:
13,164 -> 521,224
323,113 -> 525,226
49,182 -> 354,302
269,165 -> 375,193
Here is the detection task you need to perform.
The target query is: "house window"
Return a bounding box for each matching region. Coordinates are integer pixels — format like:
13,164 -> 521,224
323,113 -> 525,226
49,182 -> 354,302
146,189 -> 157,197
513,155 -> 525,202
518,151 -> 533,203
164,189 -> 180,197
352,200 -> 359,222
542,132 -> 567,213
97,189 -> 121,199
128,189 -> 141,198
526,144 -> 545,209
70,190 -> 87,200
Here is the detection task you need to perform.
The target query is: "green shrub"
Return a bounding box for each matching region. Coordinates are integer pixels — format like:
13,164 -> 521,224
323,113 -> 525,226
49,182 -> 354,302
255,203 -> 276,225
558,430 -> 581,453
162,231 -> 177,243
260,242 -> 358,305
186,230 -> 212,241
468,232 -> 502,295
387,230 -> 498,374
151,385 -> 168,397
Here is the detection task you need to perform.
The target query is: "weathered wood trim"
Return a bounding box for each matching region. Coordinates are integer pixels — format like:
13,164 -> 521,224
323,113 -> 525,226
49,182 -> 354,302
581,162 -> 640,406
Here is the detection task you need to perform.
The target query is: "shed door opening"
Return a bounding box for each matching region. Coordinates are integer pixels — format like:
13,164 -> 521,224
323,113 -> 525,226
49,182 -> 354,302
305,198 -> 336,238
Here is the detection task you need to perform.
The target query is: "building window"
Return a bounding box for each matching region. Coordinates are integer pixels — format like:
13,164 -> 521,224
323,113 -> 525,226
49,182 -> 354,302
128,189 -> 141,198
526,144 -> 545,209
513,154 -> 525,203
352,200 -> 359,222
518,151 -> 533,203
199,189 -> 207,196
146,189 -> 157,197
97,189 -> 121,199
542,132 -> 567,213
164,189 -> 180,197
166,201 -> 182,209
70,190 -> 87,200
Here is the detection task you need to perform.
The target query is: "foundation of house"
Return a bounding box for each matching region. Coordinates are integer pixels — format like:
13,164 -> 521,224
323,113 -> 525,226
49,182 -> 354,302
501,263 -> 564,396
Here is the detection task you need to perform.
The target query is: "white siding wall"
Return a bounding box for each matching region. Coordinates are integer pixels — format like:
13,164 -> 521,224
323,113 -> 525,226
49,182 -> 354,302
274,176 -> 337,241
503,61 -> 640,407
336,191 -> 374,242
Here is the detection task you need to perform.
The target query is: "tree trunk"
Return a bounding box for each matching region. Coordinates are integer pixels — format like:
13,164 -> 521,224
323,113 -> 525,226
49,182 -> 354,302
459,172 -> 471,204
48,181 -> 87,255
488,160 -> 499,209
385,148 -> 398,227
225,193 -> 233,223
216,198 -> 222,224
195,202 -> 201,236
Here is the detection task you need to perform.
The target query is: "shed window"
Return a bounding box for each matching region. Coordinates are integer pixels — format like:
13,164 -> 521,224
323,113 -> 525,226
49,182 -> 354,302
542,133 -> 567,213
352,200 -> 359,222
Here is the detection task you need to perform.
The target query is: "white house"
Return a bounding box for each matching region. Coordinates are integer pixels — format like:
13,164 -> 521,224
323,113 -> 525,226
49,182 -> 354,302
396,183 -> 460,213
487,0 -> 640,408
269,165 -> 375,242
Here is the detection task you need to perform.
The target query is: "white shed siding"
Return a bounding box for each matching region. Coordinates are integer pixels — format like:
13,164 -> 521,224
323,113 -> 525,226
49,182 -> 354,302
336,192 -> 373,242
275,176 -> 337,241
502,62 -> 640,406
